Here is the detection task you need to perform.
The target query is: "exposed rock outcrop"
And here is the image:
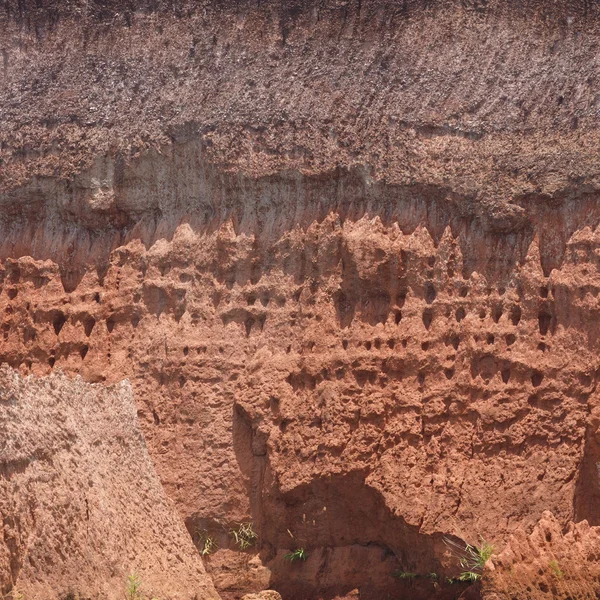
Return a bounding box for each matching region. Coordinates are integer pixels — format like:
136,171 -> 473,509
0,365 -> 219,600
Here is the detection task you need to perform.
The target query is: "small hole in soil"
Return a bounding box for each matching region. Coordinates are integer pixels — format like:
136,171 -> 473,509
7,288 -> 17,300
53,313 -> 67,335
455,307 -> 466,322
342,340 -> 348,350
83,316 -> 96,337
538,311 -> 552,336
106,317 -> 116,333
401,339 -> 408,348
540,286 -> 549,298
396,291 -> 407,307
444,368 -> 454,380
387,339 -> 395,349
48,357 -> 56,368
506,334 -> 516,346
417,373 -> 425,385
486,334 -> 495,345
425,283 -> 436,304
446,333 -> 460,350
492,305 -> 503,323
374,339 -> 381,349
153,410 -> 160,425
422,309 -> 433,330
510,306 -> 522,326
394,310 -> 402,325
538,342 -> 547,352
501,369 -> 511,383
183,346 -> 189,356
459,286 -> 468,297
365,341 -> 372,350
80,345 -> 89,360
421,341 -> 429,351
531,372 -> 544,387
479,309 -> 486,319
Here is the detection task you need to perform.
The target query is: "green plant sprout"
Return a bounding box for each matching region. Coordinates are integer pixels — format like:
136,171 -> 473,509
444,536 -> 495,582
284,548 -> 308,562
125,572 -> 143,600
393,570 -> 418,580
549,559 -> 564,579
195,529 -> 218,556
229,521 -> 258,550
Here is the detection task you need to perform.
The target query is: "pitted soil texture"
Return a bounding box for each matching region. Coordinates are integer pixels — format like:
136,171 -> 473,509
0,365 -> 219,600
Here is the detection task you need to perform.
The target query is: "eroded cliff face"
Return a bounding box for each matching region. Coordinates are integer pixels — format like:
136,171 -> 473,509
3,1 -> 600,599
482,512 -> 600,600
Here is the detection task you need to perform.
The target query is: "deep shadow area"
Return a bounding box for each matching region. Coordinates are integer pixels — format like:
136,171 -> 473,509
231,400 -> 470,600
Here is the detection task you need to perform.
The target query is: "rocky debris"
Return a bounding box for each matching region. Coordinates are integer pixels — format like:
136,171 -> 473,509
241,592 -> 282,600
482,511 -> 600,600
205,551 -> 271,598
0,365 -> 219,600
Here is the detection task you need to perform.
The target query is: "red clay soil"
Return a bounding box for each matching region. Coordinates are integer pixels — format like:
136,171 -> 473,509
483,511 -> 600,600
2,1 -> 600,599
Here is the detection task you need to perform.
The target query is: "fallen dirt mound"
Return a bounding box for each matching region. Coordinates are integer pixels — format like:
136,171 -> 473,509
0,365 -> 219,600
483,511 -> 600,600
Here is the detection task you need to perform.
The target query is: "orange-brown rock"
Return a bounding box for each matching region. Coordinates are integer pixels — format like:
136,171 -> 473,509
0,365 -> 219,600
483,511 -> 600,600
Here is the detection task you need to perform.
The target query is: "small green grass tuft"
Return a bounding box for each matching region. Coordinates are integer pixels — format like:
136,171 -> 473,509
125,573 -> 143,600
444,535 -> 494,583
284,548 -> 308,562
549,559 -> 564,580
230,522 -> 258,550
195,529 -> 218,556
393,570 -> 418,580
